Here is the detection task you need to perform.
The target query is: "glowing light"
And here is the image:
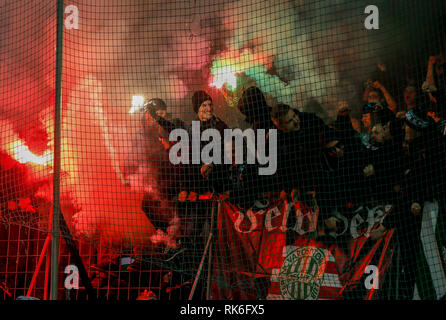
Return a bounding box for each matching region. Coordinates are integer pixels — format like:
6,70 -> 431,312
11,140 -> 53,166
210,66 -> 238,90
129,95 -> 145,114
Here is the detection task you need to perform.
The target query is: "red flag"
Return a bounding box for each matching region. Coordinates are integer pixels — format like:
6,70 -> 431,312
339,229 -> 395,300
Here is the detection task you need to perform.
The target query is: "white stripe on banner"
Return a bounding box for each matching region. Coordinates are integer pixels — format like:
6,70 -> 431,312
414,285 -> 420,300
415,201 -> 446,300
322,273 -> 343,288
270,268 -> 279,282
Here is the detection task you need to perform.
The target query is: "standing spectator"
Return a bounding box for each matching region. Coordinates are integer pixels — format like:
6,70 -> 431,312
423,54 -> 446,103
271,103 -> 329,198
148,91 -> 228,201
358,102 -> 382,151
403,107 -> 445,211
398,107 -> 446,299
317,127 -> 368,219
364,79 -> 398,113
236,86 -> 277,201
366,108 -> 406,204
200,137 -> 261,209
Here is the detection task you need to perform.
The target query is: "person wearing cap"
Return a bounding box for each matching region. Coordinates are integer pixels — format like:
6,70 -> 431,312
142,98 -> 176,150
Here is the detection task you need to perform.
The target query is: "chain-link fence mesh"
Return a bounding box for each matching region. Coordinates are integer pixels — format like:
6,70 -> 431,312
1,0 -> 446,300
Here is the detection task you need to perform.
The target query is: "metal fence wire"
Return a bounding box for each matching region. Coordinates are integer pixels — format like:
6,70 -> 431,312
0,198 -> 216,301
1,0 -> 446,301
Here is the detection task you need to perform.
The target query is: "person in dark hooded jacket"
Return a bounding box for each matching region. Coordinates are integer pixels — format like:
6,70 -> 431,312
403,107 -> 446,205
201,86 -> 277,209
364,108 -> 406,205
228,86 -> 277,204
397,106 -> 446,299
271,103 -> 330,197
237,86 -> 275,131
317,128 -> 369,221
201,137 -> 263,209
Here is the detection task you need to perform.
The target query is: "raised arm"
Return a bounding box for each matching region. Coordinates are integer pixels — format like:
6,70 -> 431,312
422,55 -> 439,104
373,81 -> 397,113
147,106 -> 187,134
425,55 -> 436,87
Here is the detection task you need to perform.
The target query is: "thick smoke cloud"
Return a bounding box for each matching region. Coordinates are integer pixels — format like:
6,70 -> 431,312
0,0 -> 444,250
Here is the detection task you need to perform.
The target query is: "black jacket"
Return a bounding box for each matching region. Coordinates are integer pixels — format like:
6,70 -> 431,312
152,113 -> 228,193
404,131 -> 446,204
206,163 -> 262,209
273,111 -> 329,193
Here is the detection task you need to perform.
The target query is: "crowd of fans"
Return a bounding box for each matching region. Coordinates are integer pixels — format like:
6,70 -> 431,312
140,53 -> 446,299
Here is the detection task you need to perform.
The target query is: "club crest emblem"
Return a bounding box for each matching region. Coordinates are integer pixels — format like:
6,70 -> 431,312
278,246 -> 328,300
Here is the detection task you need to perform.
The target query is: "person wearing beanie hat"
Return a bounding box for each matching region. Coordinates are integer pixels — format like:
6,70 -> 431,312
190,90 -> 227,132
192,90 -> 212,114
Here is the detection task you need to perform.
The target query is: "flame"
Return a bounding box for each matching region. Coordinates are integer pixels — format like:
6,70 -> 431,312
129,95 -> 145,114
209,49 -> 271,91
11,140 -> 53,166
210,66 -> 238,89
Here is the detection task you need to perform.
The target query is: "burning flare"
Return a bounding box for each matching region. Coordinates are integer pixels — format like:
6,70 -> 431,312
211,66 -> 238,89
129,95 -> 145,114
10,140 -> 53,166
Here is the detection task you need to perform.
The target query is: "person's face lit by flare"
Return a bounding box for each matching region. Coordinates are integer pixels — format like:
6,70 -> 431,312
371,123 -> 391,145
404,86 -> 416,108
156,109 -> 167,118
367,90 -> 380,104
198,100 -> 213,122
362,113 -> 372,130
279,109 -> 300,132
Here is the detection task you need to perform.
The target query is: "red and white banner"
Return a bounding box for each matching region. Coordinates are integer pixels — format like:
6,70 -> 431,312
211,199 -> 395,300
267,238 -> 343,300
